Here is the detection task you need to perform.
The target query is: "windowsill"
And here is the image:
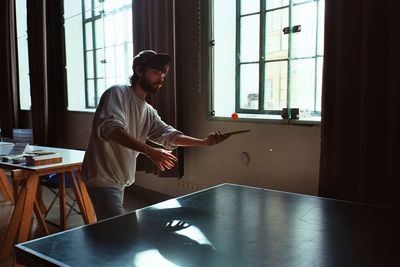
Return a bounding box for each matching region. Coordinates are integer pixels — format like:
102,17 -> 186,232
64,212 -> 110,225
210,113 -> 321,125
66,108 -> 95,113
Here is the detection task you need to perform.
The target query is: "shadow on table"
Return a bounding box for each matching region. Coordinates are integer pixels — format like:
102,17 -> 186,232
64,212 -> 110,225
83,207 -> 235,266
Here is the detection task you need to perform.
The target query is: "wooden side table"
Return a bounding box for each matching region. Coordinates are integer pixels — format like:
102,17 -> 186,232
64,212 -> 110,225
0,146 -> 95,261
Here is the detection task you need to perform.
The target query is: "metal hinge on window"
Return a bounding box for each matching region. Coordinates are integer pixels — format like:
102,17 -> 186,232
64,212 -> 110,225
210,40 -> 215,46
283,25 -> 301,34
100,59 -> 107,64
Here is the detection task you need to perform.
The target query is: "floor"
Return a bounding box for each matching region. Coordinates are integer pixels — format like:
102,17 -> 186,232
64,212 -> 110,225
0,175 -> 158,267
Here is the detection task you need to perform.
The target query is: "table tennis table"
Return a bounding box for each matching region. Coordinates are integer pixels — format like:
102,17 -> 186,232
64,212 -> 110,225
14,183 -> 400,266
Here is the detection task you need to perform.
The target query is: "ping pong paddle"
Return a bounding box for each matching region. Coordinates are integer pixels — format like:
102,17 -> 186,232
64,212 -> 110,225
222,129 -> 251,138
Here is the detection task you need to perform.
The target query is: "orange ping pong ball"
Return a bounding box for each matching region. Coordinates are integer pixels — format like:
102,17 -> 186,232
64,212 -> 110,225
231,112 -> 239,120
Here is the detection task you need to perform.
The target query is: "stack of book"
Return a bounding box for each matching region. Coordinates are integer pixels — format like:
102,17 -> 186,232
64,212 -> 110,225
24,150 -> 62,166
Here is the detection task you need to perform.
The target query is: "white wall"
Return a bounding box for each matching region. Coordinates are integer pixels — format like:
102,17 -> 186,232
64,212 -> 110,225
134,120 -> 321,197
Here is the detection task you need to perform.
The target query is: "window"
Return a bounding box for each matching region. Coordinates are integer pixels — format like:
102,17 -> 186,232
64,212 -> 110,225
211,0 -> 324,121
65,0 -> 133,111
16,0 -> 31,110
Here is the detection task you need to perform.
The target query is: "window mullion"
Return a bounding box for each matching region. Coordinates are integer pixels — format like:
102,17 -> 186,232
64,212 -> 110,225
287,0 -> 294,115
314,0 -> 320,112
235,0 -> 241,113
82,0 -> 89,108
91,0 -> 98,107
259,0 -> 266,112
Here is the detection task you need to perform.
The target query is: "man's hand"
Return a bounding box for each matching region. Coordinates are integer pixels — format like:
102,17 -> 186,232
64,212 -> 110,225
145,147 -> 177,171
204,131 -> 229,146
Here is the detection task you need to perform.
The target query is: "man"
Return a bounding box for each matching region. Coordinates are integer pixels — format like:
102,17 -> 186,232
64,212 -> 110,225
82,50 -> 226,221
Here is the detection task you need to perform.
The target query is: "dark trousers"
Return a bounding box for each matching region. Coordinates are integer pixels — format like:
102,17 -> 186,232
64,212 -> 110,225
87,186 -> 125,221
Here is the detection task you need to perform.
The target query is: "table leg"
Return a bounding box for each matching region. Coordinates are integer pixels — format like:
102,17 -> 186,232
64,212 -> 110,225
33,199 -> 49,235
17,174 -> 39,243
75,171 -> 96,223
0,169 -> 13,203
36,184 -> 47,214
12,180 -> 20,203
68,171 -> 89,223
59,173 -> 67,230
0,183 -> 27,261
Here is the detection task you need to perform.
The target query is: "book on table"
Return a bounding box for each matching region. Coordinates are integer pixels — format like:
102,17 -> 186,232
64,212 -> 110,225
24,151 -> 63,166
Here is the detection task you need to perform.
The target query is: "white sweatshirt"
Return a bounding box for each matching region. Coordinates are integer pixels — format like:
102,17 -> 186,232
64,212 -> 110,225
82,85 -> 181,190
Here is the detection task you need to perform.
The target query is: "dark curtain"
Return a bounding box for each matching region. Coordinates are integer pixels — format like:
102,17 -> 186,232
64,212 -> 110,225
27,0 -> 66,146
319,0 -> 400,208
46,0 -> 67,146
27,0 -> 48,145
132,0 -> 183,177
0,0 -> 19,137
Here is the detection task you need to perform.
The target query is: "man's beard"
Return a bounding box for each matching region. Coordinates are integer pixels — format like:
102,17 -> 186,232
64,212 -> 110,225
139,76 -> 162,94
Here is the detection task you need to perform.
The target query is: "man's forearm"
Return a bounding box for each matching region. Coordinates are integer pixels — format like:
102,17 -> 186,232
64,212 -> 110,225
174,134 -> 208,147
108,128 -> 177,171
108,128 -> 151,155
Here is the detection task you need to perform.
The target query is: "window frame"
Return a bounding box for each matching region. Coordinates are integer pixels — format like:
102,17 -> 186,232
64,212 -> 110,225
81,0 -> 133,109
209,0 -> 324,123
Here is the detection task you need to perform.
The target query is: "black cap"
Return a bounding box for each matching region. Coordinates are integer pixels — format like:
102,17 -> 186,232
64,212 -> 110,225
132,50 -> 172,71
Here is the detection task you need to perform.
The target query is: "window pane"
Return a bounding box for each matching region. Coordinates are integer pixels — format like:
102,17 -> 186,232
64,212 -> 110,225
16,0 -> 27,39
84,0 -> 92,19
114,45 -> 125,79
240,64 -> 259,110
290,58 -> 316,111
16,0 -> 31,110
65,0 -> 86,111
87,79 -> 95,107
115,76 -> 126,85
64,0 -> 81,18
293,0 -> 309,4
241,0 -> 259,15
317,0 -> 325,56
265,7 -> 289,61
292,2 -> 317,58
264,61 -> 287,110
315,57 -> 323,113
96,48 -> 105,78
123,42 -> 133,80
95,18 -> 104,49
104,0 -> 130,12
96,78 -> 106,100
266,0 -> 289,10
104,13 -> 115,47
113,12 -> 125,45
106,77 -> 116,90
94,1 -> 103,17
240,15 -> 260,62
125,10 -> 133,44
17,37 -> 31,110
105,47 -> 115,79
85,24 -> 93,50
86,51 -> 94,78
213,0 -> 236,117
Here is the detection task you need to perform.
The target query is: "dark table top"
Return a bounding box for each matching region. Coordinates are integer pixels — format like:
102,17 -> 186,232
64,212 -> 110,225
15,183 -> 400,267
